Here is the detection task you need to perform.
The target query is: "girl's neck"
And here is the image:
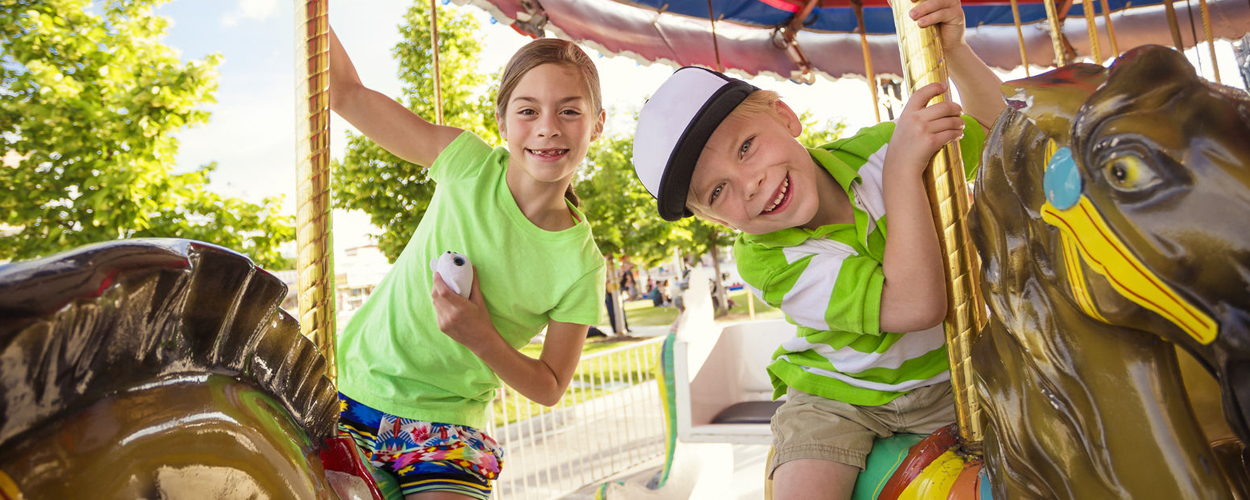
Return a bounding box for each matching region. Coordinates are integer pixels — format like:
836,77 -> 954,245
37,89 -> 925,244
505,169 -> 577,232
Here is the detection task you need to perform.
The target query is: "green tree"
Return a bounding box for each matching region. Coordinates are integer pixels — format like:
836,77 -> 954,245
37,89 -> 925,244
332,2 -> 498,262
0,0 -> 294,269
798,111 -> 847,148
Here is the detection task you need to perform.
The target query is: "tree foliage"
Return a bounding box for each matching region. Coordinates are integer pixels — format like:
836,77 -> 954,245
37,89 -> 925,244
0,0 -> 294,269
332,2 -> 498,262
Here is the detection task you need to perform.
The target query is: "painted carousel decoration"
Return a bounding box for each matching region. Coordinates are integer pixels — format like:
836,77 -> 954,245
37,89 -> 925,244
970,44 -> 1250,499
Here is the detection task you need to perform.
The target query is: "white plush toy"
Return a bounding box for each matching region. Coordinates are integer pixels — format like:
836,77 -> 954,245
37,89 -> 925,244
430,251 -> 473,298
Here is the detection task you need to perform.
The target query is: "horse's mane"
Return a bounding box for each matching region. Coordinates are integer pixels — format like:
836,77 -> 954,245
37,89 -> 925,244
0,239 -> 339,452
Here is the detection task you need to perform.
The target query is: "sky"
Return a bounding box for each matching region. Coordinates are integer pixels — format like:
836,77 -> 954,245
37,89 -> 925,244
157,0 -> 1247,262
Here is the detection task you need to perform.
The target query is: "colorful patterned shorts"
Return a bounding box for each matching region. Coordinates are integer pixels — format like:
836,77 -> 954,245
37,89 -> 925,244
337,393 -> 505,500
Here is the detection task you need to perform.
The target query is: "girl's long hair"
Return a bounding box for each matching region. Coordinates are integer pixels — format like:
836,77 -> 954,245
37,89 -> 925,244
495,38 -> 602,208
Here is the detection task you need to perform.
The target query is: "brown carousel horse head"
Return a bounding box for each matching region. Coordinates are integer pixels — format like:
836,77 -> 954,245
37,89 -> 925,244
0,239 -> 342,499
970,45 -> 1250,499
1005,44 -> 1250,441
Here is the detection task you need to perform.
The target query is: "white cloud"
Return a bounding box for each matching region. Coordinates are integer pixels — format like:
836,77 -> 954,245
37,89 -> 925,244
222,0 -> 279,27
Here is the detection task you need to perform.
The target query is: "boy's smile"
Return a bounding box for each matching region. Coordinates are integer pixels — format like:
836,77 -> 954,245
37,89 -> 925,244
687,100 -> 838,235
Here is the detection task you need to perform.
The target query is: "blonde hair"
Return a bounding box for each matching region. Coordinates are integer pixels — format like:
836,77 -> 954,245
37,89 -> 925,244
495,38 -> 602,207
727,89 -> 781,121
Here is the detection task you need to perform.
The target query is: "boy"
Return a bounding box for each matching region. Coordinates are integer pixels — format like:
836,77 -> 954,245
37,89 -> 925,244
630,0 -> 1005,498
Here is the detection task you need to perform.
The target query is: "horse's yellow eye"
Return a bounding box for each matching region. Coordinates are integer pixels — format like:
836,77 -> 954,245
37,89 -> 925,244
1104,155 -> 1158,192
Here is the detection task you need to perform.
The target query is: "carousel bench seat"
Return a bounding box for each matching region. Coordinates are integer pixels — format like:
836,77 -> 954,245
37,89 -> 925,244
673,317 -> 795,445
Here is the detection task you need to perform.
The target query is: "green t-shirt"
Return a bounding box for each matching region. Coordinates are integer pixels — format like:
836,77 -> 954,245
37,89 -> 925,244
337,131 -> 606,430
734,118 -> 985,406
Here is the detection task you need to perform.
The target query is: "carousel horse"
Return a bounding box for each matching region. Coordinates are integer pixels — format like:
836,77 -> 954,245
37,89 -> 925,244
0,239 -> 371,499
969,45 -> 1250,499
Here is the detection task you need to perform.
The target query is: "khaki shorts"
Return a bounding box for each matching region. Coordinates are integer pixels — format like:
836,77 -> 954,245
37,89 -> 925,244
767,382 -> 956,477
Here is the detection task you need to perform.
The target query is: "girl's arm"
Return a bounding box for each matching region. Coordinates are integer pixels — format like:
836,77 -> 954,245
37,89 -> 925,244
431,271 -> 587,407
329,26 -> 464,167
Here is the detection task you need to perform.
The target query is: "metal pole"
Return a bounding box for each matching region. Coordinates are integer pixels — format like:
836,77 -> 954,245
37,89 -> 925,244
430,0 -> 444,125
1044,0 -> 1072,66
1082,0 -> 1103,62
853,0 -> 883,123
295,0 -> 335,380
888,0 -> 986,452
1198,0 -> 1222,82
1164,0 -> 1186,51
1011,0 -> 1032,76
1099,0 -> 1121,56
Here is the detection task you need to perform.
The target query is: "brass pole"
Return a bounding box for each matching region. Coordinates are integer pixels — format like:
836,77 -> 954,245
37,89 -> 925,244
1081,0 -> 1102,62
853,0 -> 883,123
1164,0 -> 1185,51
1099,0 -> 1120,56
1043,0 -> 1072,65
1010,0 -> 1031,76
1198,0 -> 1222,83
430,0 -> 444,125
708,0 -> 725,72
296,0 -> 336,380
888,0 -> 985,452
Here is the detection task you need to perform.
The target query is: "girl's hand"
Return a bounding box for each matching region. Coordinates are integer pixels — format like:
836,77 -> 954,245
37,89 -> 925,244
431,266 -> 500,353
909,0 -> 968,51
886,82 -> 964,177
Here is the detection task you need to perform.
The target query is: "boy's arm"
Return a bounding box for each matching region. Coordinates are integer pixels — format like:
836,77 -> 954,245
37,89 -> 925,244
329,26 -> 463,168
910,0 -> 1007,130
878,82 -> 963,333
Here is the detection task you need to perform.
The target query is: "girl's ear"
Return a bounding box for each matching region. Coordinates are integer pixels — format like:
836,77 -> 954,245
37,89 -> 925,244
496,111 -> 507,140
591,109 -> 606,141
773,100 -> 803,138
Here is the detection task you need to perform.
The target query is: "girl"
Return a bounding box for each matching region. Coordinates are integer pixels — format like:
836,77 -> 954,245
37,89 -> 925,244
329,26 -> 606,500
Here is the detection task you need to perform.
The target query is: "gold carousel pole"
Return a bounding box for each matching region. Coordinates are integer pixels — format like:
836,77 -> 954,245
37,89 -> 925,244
1010,0 -> 1031,76
296,0 -> 336,380
888,0 -> 985,452
1198,0 -> 1222,83
1043,0 -> 1073,65
1099,0 -> 1120,56
1081,0 -> 1103,62
852,0 -> 883,123
1163,0 -> 1186,51
430,0 -> 445,124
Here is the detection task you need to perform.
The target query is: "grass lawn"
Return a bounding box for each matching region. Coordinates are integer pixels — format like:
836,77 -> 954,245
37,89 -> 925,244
612,289 -> 784,328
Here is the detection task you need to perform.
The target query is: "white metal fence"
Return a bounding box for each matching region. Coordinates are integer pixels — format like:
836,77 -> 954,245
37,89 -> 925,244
490,336 -> 668,500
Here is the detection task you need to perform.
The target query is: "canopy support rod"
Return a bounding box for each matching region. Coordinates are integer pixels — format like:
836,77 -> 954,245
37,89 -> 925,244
1198,0 -> 1222,82
852,0 -> 883,122
1082,0 -> 1102,62
1164,0 -> 1186,51
1011,0 -> 1031,75
708,0 -> 724,72
430,0 -> 444,125
1099,0 -> 1120,56
1044,0 -> 1072,66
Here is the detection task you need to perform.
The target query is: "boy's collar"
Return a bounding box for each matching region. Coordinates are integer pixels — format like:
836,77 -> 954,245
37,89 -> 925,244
738,147 -> 861,248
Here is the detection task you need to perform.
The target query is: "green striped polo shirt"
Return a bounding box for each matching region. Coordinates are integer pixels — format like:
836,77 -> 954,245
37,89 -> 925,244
734,118 -> 985,406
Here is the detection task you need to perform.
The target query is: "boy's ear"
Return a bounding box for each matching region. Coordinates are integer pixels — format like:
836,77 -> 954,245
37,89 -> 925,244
773,100 -> 803,138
